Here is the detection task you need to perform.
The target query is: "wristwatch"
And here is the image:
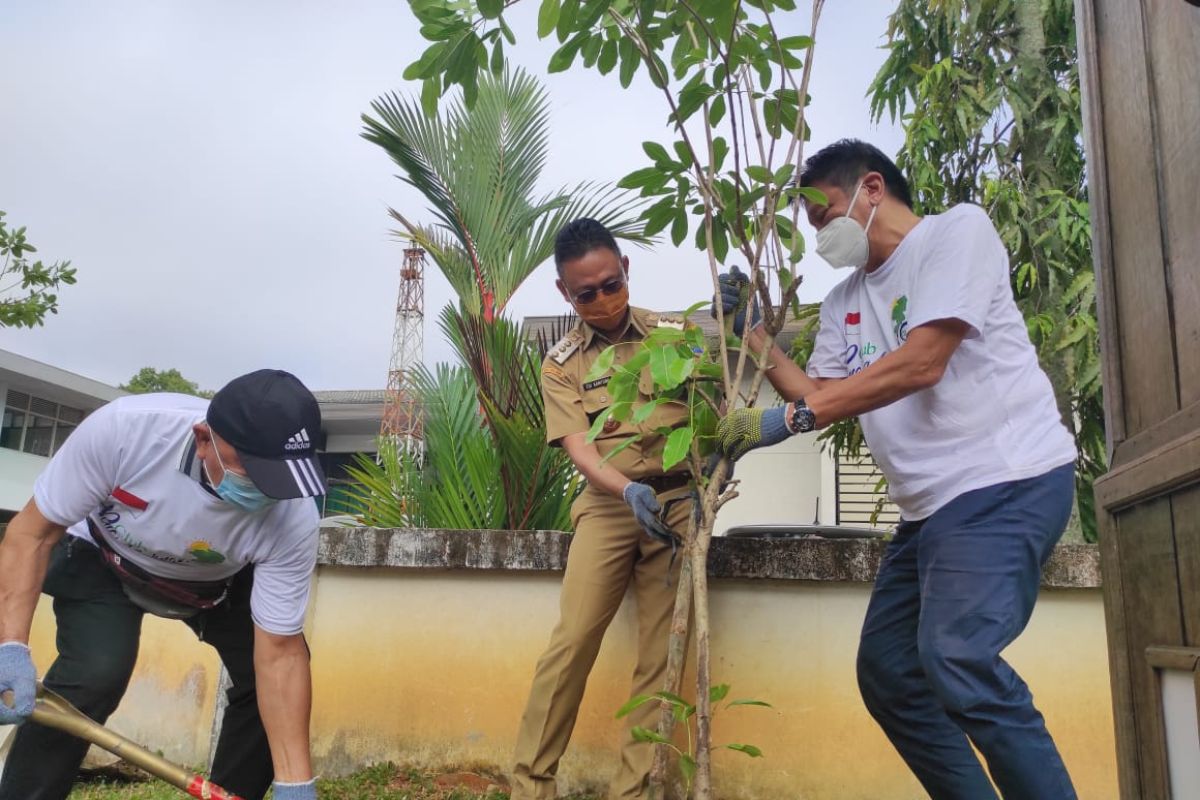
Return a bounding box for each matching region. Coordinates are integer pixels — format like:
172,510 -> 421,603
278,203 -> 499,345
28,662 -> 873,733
788,400 -> 817,434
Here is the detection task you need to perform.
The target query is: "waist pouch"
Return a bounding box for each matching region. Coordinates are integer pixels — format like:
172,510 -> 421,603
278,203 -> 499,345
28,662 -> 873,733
86,518 -> 233,619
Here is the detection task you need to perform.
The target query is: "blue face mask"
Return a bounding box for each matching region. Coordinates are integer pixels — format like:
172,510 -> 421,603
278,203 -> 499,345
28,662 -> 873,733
205,437 -> 277,513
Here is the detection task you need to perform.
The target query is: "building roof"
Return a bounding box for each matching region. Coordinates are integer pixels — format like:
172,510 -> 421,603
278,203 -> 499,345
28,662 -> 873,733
0,349 -> 125,410
312,389 -> 389,405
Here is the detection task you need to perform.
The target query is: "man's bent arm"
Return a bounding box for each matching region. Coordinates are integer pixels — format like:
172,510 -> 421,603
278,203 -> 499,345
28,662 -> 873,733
254,627 -> 314,783
561,432 -> 637,500
805,320 -> 969,426
741,325 -> 830,401
0,499 -> 65,643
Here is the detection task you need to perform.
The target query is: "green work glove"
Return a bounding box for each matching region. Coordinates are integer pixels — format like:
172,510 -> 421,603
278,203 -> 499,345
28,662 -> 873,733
715,406 -> 794,461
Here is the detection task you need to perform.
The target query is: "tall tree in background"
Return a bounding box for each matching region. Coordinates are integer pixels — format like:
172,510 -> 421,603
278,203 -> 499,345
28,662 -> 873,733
869,0 -> 1104,539
121,367 -> 213,398
0,211 -> 76,329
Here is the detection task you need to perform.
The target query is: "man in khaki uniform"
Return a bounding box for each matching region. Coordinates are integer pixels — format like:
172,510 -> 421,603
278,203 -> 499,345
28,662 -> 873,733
511,218 -> 693,799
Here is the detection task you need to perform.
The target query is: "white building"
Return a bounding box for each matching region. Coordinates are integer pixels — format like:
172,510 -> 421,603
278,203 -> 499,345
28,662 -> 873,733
0,350 -> 125,522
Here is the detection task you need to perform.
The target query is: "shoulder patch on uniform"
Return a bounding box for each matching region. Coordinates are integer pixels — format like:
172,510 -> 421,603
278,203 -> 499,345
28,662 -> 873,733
548,329 -> 584,365
542,363 -> 566,380
657,313 -> 685,330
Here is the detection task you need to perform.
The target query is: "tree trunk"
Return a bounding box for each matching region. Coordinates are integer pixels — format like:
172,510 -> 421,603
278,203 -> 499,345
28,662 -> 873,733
648,553 -> 693,800
690,500 -> 717,798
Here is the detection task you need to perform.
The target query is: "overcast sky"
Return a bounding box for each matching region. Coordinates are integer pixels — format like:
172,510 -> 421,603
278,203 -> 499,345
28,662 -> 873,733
0,0 -> 903,392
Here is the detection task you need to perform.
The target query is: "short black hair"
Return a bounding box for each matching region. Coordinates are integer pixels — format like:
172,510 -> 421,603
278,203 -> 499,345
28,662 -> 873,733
799,139 -> 914,210
554,218 -> 621,276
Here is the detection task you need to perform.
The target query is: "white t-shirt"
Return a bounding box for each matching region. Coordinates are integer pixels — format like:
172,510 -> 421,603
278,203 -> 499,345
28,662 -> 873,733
807,203 -> 1077,520
33,393 -> 320,635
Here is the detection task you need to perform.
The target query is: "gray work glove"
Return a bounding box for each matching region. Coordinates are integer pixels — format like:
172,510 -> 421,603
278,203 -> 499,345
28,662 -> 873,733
272,778 -> 317,799
0,642 -> 37,725
712,265 -> 760,337
622,482 -> 680,547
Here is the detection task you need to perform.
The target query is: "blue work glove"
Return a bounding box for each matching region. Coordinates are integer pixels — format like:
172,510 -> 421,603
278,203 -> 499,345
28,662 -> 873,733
712,265 -> 760,336
272,778 -> 317,799
716,406 -> 794,462
623,482 -> 681,547
0,642 -> 37,725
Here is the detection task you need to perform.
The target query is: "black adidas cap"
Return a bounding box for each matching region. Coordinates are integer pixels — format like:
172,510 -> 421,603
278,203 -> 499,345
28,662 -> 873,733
206,369 -> 327,500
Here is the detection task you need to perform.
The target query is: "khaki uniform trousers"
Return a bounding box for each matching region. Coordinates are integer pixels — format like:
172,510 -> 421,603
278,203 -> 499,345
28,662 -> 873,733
511,485 -> 691,800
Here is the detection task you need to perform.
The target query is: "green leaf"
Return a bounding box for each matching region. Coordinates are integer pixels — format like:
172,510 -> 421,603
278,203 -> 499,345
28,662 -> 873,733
619,38 -> 639,87
746,165 -> 773,184
708,93 -> 727,126
616,694 -> 656,718
662,427 -> 694,470
709,683 -> 731,703
586,408 -> 613,443
490,39 -> 504,75
585,346 -> 617,381
598,38 -> 618,74
548,36 -> 583,73
631,726 -> 671,745
726,743 -> 764,757
649,346 -> 694,390
671,208 -> 688,246
643,141 -> 671,164
679,754 -> 697,784
654,690 -> 693,710
421,76 -> 440,116
537,0 -> 561,38
712,137 -> 729,171
618,166 -> 664,189
632,398 -> 670,424
599,435 -> 641,464
556,0 -> 579,42
779,35 -> 814,50
793,186 -> 828,206
478,0 -> 503,19
727,698 -> 773,708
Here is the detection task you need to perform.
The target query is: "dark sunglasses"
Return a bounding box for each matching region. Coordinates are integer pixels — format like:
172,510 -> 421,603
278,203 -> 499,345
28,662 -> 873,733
570,276 -> 626,305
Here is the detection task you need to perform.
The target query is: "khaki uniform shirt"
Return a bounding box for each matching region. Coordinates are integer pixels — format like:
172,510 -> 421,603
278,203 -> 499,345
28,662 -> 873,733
541,307 -> 692,481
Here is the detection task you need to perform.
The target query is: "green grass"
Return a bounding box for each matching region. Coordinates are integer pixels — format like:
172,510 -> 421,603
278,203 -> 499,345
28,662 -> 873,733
67,763 -> 601,800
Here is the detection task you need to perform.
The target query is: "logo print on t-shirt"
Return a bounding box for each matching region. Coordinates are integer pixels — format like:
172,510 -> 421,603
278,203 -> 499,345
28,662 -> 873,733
891,295 -> 909,342
844,311 -> 861,336
186,540 -> 227,564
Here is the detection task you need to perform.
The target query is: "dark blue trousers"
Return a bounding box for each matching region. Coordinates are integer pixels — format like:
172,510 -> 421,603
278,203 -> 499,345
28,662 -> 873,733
856,462 -> 1077,799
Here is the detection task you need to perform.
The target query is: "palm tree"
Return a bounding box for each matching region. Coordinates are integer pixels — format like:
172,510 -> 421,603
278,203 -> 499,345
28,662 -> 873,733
362,67 -> 647,321
355,67 -> 647,530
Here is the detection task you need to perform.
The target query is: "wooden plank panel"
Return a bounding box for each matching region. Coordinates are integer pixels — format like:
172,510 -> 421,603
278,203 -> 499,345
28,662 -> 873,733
1114,400 -> 1200,465
1117,497 -> 1185,799
1093,0 -> 1179,438
1097,501 -> 1142,798
1095,424 -> 1200,512
1172,483 -> 1200,648
1075,0 -> 1127,453
1142,0 -> 1200,406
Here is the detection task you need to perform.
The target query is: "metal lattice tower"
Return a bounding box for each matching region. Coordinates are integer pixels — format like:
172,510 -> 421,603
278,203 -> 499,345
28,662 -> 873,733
380,246 -> 425,446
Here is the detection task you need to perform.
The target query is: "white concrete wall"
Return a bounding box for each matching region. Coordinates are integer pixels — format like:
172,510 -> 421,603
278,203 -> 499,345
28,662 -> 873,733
714,383 -> 838,534
0,448 -> 47,513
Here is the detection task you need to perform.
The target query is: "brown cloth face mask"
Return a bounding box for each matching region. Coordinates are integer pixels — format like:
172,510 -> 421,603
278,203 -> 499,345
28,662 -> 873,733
575,284 -> 629,331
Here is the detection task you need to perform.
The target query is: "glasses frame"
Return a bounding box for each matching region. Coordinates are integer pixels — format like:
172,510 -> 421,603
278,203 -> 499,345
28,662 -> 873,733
569,274 -> 626,305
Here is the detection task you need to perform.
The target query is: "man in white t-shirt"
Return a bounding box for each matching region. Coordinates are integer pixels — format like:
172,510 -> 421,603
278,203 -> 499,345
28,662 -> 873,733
715,140 -> 1078,799
0,369 -> 327,800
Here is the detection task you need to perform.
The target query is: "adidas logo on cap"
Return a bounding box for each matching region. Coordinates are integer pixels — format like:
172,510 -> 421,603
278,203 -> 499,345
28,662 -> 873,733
284,428 -> 311,452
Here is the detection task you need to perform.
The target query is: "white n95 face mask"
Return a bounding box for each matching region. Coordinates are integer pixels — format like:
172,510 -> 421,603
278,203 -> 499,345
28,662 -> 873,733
815,180 -> 878,269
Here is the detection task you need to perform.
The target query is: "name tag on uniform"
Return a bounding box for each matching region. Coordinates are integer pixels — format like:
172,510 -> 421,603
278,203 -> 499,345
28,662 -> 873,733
583,376 -> 610,391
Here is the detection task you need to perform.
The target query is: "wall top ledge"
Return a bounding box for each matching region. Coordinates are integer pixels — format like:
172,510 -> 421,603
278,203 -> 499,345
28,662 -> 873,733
317,528 -> 1100,589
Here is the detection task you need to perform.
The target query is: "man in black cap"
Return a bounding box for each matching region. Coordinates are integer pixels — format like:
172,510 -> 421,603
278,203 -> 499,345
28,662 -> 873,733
0,369 -> 326,800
